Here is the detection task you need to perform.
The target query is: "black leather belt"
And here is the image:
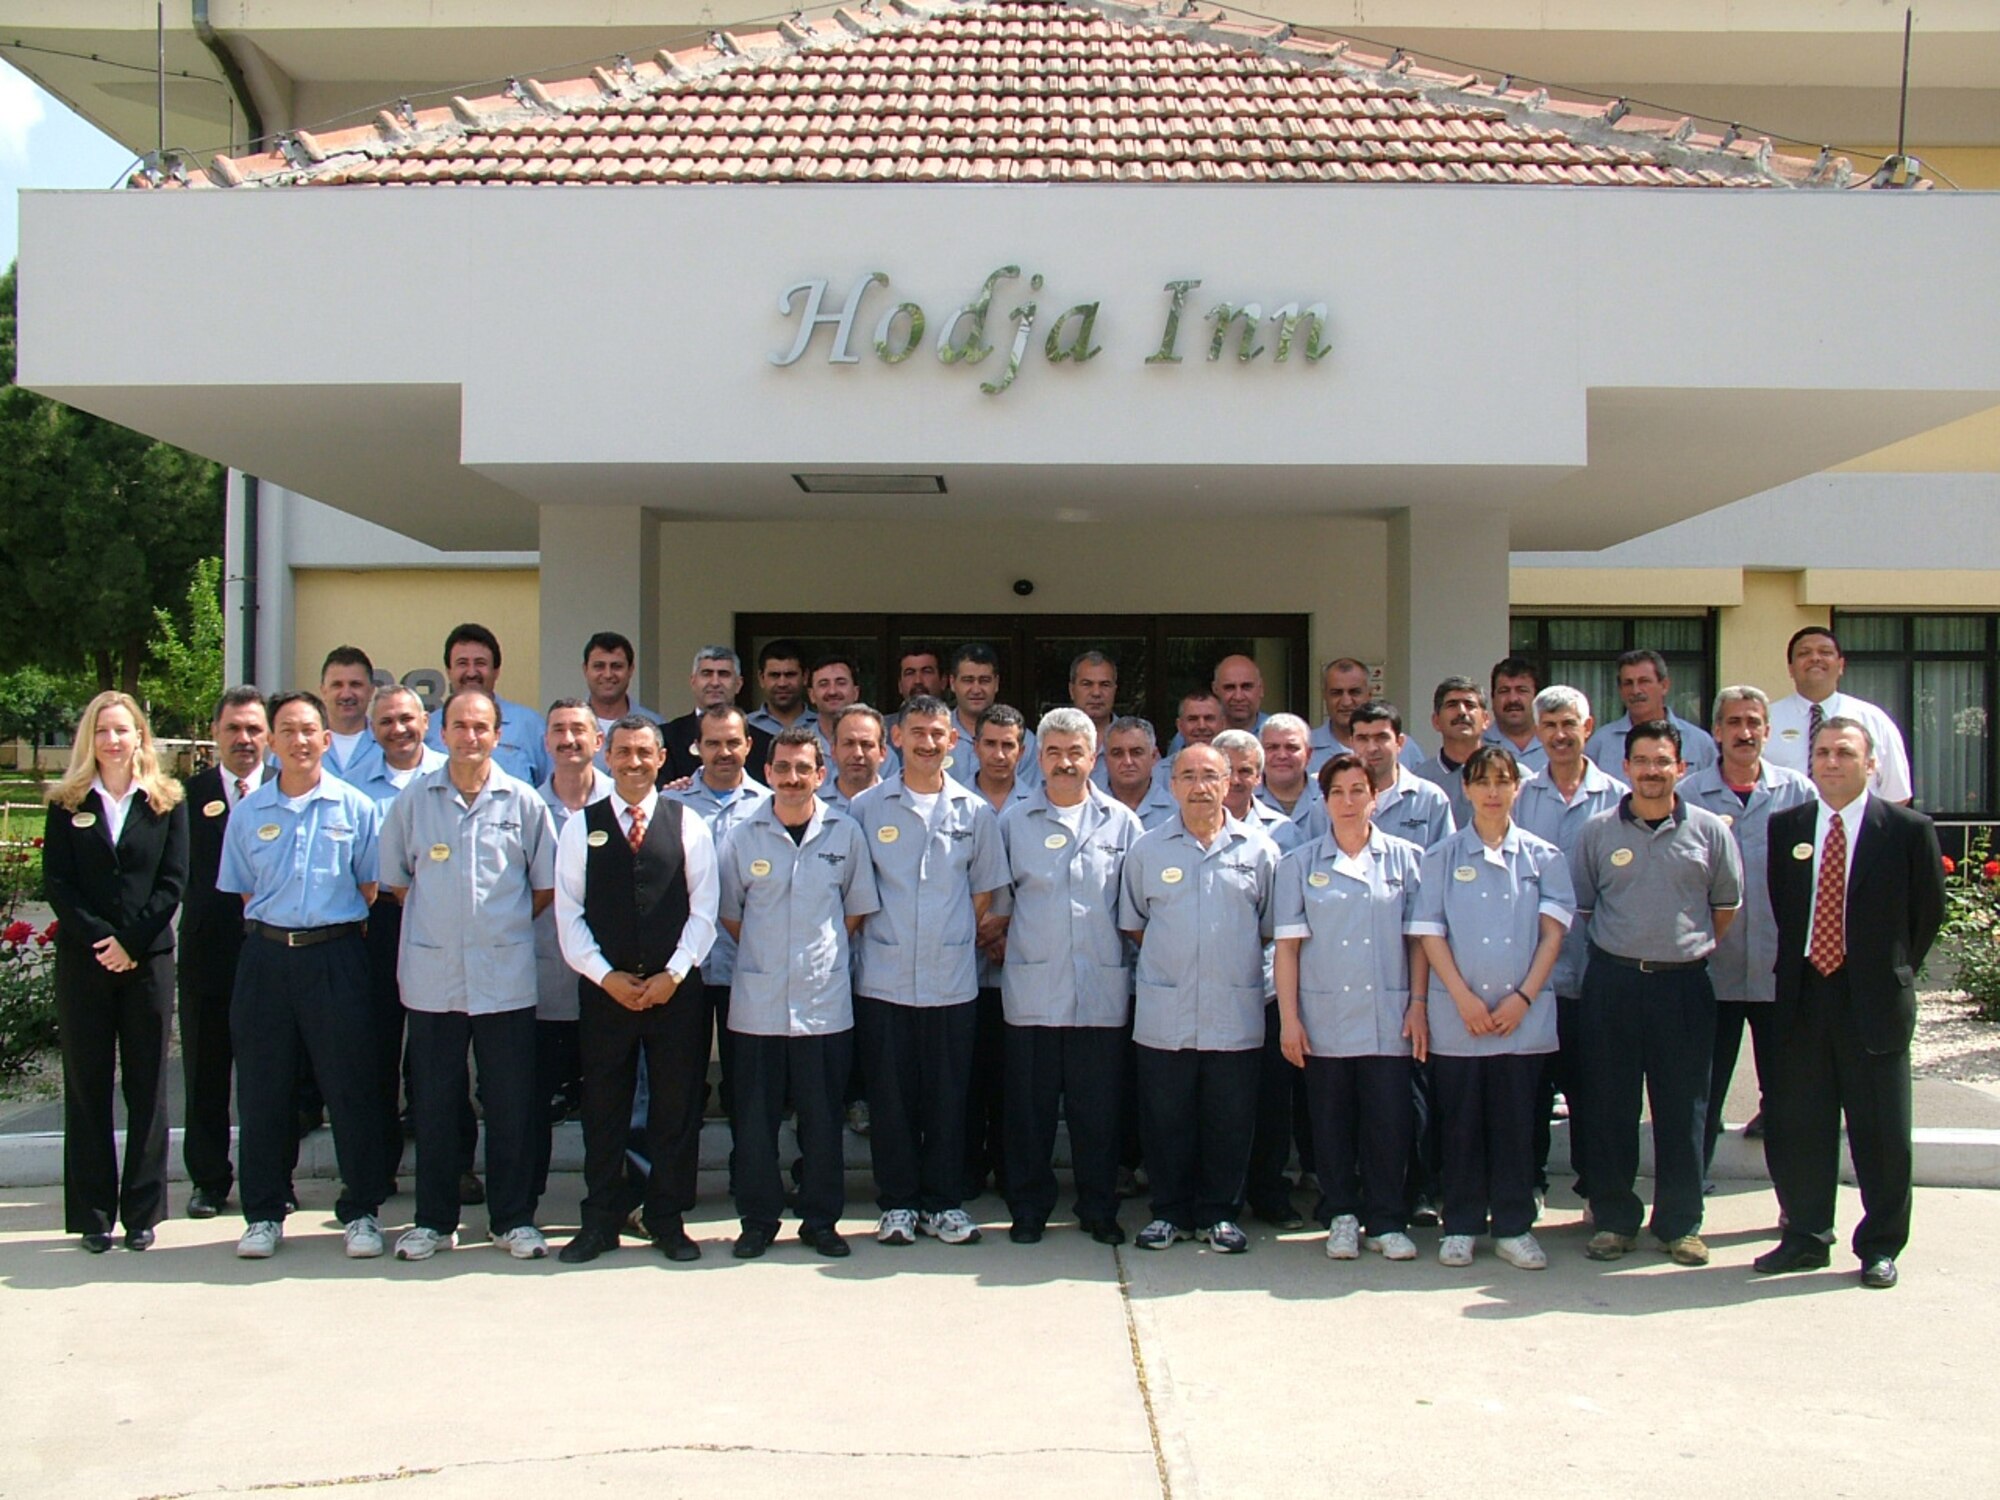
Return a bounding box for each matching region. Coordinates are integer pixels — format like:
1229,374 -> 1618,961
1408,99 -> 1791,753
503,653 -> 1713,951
1590,944 -> 1704,975
247,920 -> 364,948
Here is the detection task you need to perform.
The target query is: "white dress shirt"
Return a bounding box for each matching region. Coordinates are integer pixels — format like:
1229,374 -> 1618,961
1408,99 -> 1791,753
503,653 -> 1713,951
553,787 -> 719,986
1803,790 -> 1869,959
88,777 -> 141,844
1766,692 -> 1913,803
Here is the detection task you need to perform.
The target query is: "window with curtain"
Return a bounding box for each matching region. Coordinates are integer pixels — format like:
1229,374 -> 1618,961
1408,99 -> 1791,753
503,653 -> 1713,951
1509,614 -> 1715,730
1833,613 -> 1994,816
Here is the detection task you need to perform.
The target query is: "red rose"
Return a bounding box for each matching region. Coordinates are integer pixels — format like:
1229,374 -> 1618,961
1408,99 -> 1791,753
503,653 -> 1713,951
1985,860 -> 2000,881
30,836 -> 43,849
1942,855 -> 1957,875
3,920 -> 33,946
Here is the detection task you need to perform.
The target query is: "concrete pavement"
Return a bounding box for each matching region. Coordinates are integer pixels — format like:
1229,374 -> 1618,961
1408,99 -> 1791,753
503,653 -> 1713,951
4,1175 -> 1999,1498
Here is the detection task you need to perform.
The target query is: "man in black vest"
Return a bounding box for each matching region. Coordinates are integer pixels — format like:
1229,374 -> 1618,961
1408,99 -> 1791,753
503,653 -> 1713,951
552,714 -> 719,1263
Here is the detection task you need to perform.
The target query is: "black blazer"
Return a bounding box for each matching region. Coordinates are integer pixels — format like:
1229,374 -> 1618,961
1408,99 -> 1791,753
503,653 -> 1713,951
1768,795 -> 1946,1054
176,765 -> 247,988
42,784 -> 191,961
659,710 -> 774,786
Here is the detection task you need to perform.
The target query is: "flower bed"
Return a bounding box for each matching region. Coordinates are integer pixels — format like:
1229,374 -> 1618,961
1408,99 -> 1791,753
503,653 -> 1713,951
0,916 -> 57,1076
1938,835 -> 2000,1022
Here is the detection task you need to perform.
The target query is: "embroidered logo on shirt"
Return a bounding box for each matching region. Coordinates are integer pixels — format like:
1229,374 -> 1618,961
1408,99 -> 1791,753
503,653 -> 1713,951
1609,848 -> 1635,867
817,852 -> 847,867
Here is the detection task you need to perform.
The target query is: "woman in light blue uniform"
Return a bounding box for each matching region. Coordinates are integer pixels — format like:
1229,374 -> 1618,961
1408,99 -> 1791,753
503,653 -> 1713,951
1274,754 -> 1428,1262
1407,746 -> 1573,1271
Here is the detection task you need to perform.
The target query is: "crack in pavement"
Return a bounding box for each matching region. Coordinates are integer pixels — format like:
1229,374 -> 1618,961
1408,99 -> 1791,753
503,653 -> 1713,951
1114,1243 -> 1174,1500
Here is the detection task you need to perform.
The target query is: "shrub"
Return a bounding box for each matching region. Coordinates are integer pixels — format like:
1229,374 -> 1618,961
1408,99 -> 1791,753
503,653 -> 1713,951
0,917 -> 57,1076
1937,832 -> 2000,1021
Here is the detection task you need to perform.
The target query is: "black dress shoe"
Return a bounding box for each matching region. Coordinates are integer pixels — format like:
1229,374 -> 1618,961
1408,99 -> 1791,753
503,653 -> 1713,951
1253,1204 -> 1306,1231
1752,1236 -> 1832,1274
187,1188 -> 227,1220
557,1227 -> 619,1264
800,1226 -> 851,1258
1742,1110 -> 1765,1140
458,1171 -> 486,1205
732,1226 -> 775,1260
1860,1256 -> 1899,1290
80,1233 -> 114,1254
1080,1219 -> 1126,1247
124,1228 -> 155,1251
657,1228 -> 702,1263
1008,1223 -> 1044,1244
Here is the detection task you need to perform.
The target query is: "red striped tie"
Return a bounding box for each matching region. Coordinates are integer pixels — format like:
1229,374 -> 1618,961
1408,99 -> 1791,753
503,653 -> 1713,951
1808,815 -> 1846,977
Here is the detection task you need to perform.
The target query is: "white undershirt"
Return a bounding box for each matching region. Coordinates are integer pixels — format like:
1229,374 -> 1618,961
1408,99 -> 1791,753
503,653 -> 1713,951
330,729 -> 367,765
905,788 -> 941,820
89,777 -> 140,843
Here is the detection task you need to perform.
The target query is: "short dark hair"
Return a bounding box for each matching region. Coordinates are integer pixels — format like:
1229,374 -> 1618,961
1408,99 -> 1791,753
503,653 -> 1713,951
1625,718 -> 1682,760
810,653 -> 860,683
583,631 -> 634,666
1461,744 -> 1523,785
1616,648 -> 1669,681
1178,689 -> 1222,715
545,696 -> 591,718
976,704 -> 1027,740
1348,699 -> 1403,736
1432,676 -> 1485,714
1069,649 -> 1116,681
898,644 -> 942,671
320,645 -> 374,680
1490,656 -> 1539,693
211,685 -> 267,726
769,723 -> 825,770
1787,626 -> 1842,660
951,642 -> 1000,676
444,623 -> 502,671
267,690 -> 328,730
605,714 -> 664,752
1316,752 -> 1368,798
441,687 -> 502,729
697,703 -> 749,736
758,638 -> 804,672
899,693 -> 951,722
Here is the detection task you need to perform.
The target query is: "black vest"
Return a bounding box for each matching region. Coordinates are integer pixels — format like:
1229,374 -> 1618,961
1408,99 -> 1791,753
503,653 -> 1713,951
580,796 -> 690,977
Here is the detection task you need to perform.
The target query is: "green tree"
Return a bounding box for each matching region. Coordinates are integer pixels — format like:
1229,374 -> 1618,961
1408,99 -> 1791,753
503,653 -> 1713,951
0,262 -> 224,696
143,555 -> 224,738
0,664 -> 87,755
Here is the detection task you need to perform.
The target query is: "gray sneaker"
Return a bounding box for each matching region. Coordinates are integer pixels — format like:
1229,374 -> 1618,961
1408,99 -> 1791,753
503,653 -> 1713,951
394,1226 -> 456,1261
1136,1219 -> 1190,1251
918,1208 -> 982,1245
1199,1221 -> 1249,1254
494,1225 -> 549,1260
343,1214 -> 385,1259
875,1208 -> 918,1246
1324,1215 -> 1361,1260
236,1220 -> 283,1259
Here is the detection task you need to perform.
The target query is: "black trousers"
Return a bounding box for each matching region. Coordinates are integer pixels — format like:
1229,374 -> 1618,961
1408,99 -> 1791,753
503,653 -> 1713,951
856,995 -> 977,1214
363,903 -> 407,1194
1404,1057 -> 1443,1213
1704,1000 -> 1773,1171
177,968 -> 237,1200
731,1028 -> 852,1234
1763,965 -> 1913,1262
1578,956 -> 1715,1243
964,986 -> 1008,1198
57,948 -> 172,1235
1246,1001 -> 1311,1213
530,1017 -> 580,1208
577,975 -> 709,1236
1136,1044 -> 1260,1231
700,974 -> 738,1120
1434,1052 -> 1544,1240
1533,992 -> 1590,1196
233,932 -> 384,1225
406,1006 -> 538,1236
1303,1053 -> 1412,1235
1002,1022 -> 1124,1230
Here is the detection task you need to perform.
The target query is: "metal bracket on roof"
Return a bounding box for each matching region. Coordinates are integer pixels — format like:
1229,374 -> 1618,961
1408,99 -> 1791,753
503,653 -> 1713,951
1603,97 -> 1629,125
709,31 -> 734,54
274,133 -> 312,170
1718,123 -> 1741,150
1493,74 -> 1512,96
396,97 -> 419,128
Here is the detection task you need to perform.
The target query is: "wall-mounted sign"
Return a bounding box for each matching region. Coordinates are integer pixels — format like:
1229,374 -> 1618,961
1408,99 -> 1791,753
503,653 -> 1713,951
771,268 -> 1330,397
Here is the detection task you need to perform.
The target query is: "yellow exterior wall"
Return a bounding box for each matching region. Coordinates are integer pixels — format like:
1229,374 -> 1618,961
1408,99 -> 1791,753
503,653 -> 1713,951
292,569 -> 541,699
1717,569 -> 1825,703
1800,570 -> 2000,608
1509,567 -> 1742,609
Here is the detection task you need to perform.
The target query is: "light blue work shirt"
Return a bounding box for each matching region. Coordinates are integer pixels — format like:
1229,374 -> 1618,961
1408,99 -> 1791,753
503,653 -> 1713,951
815,720 -> 899,781
995,788 -> 1142,1028
1239,798 -> 1300,996
533,767 -> 616,1019
1480,726 -> 1551,776
1681,760 -> 1814,1003
822,775 -> 880,815
1309,720 -> 1428,775
851,774 -> 1009,1007
945,720 -> 1039,790
1256,780 -> 1331,845
327,730 -> 385,788
378,762 -> 555,1015
1273,827 -> 1426,1057
351,746 -> 447,813
1585,711 -> 1719,776
424,694 -> 550,786
1512,758 -> 1628,996
1372,768 -> 1456,851
1168,712 -> 1267,756
1118,814 -> 1279,1052
667,770 -> 773,989
1406,823 -> 1575,1059
1112,777 -> 1179,832
217,772 -> 381,929
719,798 -> 880,1036
746,706 -> 816,741
971,776 -> 1036,988
1416,750 -> 1538,830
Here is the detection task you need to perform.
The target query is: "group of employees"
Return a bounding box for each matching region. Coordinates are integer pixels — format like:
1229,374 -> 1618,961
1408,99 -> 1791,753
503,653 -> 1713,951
46,622 -> 1943,1289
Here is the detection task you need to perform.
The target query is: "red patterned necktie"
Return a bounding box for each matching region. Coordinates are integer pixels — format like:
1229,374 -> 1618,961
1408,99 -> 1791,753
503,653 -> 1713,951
1809,814 -> 1846,976
626,803 -> 647,853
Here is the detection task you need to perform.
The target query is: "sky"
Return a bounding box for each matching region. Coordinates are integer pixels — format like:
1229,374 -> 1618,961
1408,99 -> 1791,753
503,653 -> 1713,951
0,58 -> 141,270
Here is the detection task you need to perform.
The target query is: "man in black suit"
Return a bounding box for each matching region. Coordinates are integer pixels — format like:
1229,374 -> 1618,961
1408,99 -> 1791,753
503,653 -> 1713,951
1757,716 -> 1945,1290
661,645 -> 772,784
177,687 -> 270,1218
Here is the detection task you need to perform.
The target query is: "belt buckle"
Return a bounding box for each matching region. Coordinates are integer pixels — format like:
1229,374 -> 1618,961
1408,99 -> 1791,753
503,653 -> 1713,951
285,929 -> 309,948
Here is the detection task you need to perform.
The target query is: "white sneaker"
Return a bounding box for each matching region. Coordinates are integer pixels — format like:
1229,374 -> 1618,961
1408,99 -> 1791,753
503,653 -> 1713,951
236,1220 -> 282,1258
494,1225 -> 549,1260
876,1208 -> 918,1246
344,1214 -> 385,1258
1438,1233 -> 1476,1267
918,1208 -> 982,1245
394,1226 -> 455,1261
1324,1215 -> 1361,1260
1365,1230 -> 1418,1261
1494,1232 -> 1548,1270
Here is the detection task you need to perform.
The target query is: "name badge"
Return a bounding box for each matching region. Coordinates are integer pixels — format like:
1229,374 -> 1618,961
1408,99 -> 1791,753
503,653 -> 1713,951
257,823 -> 281,842
1780,728 -> 1801,740
1719,814 -> 1735,827
1045,832 -> 1069,850
749,858 -> 772,877
203,799 -> 226,818
72,811 -> 97,828
587,830 -> 610,847
1453,865 -> 1477,882
428,844 -> 452,862
1792,842 -> 1813,861
1609,848 -> 1635,867
1161,867 -> 1184,885
1308,871 -> 1332,888
940,755 -> 954,771
878,825 -> 900,844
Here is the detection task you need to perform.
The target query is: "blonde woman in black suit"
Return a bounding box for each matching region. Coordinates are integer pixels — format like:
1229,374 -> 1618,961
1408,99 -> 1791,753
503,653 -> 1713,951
43,691 -> 190,1252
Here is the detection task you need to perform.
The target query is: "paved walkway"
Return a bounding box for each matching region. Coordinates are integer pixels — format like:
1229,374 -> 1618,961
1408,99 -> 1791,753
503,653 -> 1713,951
3,1175 -> 1997,1497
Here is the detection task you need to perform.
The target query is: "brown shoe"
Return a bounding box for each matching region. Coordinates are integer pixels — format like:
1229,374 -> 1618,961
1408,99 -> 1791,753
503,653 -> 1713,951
1662,1234 -> 1710,1266
1585,1230 -> 1639,1261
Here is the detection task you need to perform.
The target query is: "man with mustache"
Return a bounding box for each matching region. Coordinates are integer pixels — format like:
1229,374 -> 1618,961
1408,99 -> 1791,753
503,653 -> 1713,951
320,646 -> 383,786
1309,658 -> 1428,775
1584,649 -> 1718,776
423,623 -> 550,785
1416,678 -> 1507,829
662,645 -> 764,784
1481,657 -> 1549,776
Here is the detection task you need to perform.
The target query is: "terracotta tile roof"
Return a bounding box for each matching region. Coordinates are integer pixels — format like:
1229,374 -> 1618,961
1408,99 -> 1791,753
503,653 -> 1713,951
151,0 -> 1862,191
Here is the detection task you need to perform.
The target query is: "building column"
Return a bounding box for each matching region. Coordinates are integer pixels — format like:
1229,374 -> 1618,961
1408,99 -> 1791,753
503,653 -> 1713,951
1385,506 -> 1511,727
537,505 -> 661,712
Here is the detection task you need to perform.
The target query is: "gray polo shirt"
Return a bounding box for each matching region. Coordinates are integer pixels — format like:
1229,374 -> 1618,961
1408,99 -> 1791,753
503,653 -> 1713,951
379,761 -> 556,1015
666,770 -> 773,989
1273,828 -> 1426,1058
718,798 -> 879,1036
1373,768 -> 1456,851
850,774 -> 1008,1007
1512,759 -> 1628,997
996,788 -> 1142,1028
1570,794 -> 1745,965
1118,814 -> 1279,1052
1681,761 -> 1815,1003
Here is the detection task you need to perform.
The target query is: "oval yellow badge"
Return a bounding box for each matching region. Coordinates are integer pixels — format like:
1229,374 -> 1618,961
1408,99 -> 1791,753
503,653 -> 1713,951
1609,848 -> 1635,867
587,830 -> 610,848
1793,842 -> 1814,861
1780,728 -> 1801,740
1161,867 -> 1184,884
1045,832 -> 1069,850
428,844 -> 452,862
749,858 -> 772,877
1308,871 -> 1332,888
203,799 -> 226,818
73,811 -> 97,829
878,825 -> 900,844
1719,814 -> 1734,828
257,823 -> 281,842
1453,865 -> 1477,882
